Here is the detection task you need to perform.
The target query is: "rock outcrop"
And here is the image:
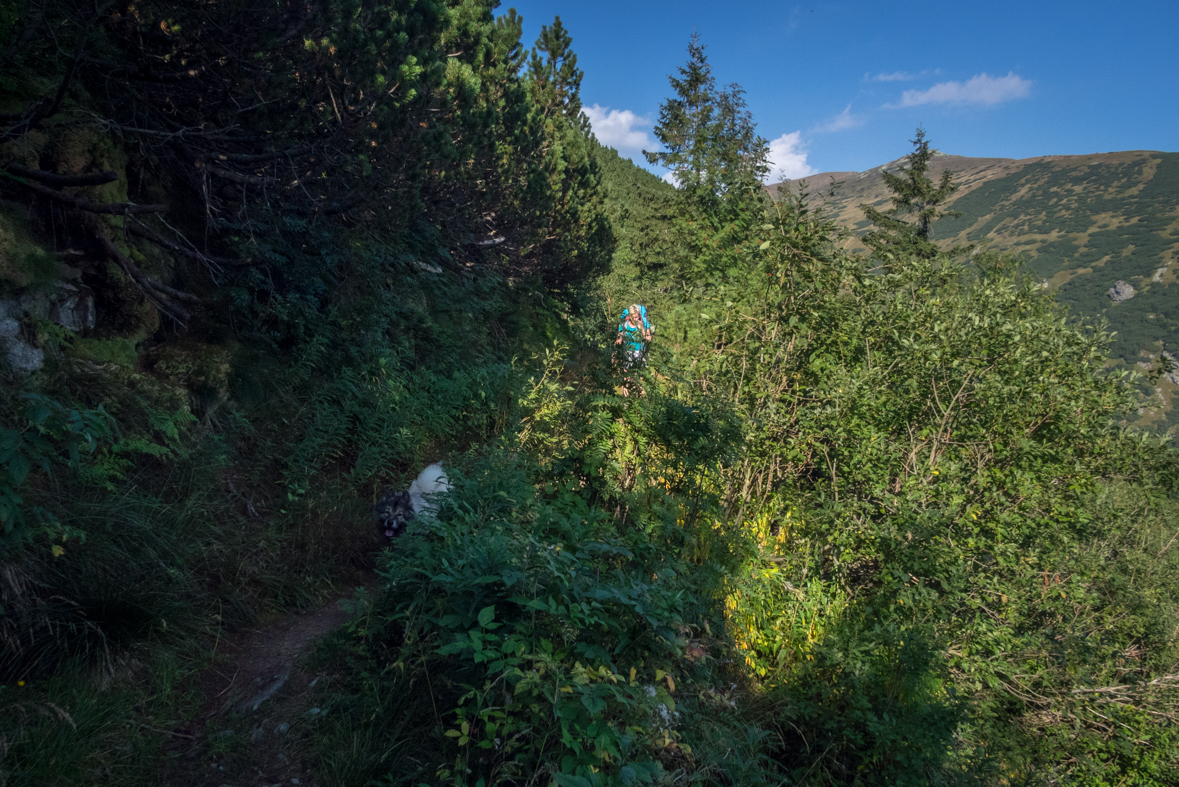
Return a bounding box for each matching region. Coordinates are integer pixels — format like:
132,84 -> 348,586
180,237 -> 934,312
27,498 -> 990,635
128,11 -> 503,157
1108,280 -> 1136,303
0,280 -> 95,373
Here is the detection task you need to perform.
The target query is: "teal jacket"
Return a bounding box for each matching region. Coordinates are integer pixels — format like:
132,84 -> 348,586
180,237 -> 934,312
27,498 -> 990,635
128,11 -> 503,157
618,306 -> 651,353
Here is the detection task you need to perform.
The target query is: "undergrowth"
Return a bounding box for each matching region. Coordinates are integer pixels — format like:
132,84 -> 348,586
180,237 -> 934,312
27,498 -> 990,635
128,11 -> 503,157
0,260 -> 560,784
307,345 -> 777,786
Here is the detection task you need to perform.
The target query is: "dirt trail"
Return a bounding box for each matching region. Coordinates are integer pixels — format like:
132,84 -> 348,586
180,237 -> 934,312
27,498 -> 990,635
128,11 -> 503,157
165,580 -> 375,787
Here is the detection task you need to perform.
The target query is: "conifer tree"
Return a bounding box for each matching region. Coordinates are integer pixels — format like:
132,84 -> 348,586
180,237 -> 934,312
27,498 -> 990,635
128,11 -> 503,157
521,16 -> 611,285
645,33 -> 715,189
645,33 -> 769,281
646,33 -> 768,208
528,16 -> 583,124
860,127 -> 970,260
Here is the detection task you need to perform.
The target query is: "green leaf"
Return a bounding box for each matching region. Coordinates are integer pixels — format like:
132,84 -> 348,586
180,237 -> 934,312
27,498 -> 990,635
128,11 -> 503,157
477,604 -> 496,628
555,775 -> 593,787
8,453 -> 30,488
28,404 -> 52,426
580,694 -> 607,715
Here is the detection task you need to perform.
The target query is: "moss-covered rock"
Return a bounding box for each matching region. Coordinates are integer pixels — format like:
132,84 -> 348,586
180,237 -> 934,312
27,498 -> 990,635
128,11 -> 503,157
48,126 -> 129,204
0,129 -> 48,169
148,340 -> 234,408
91,258 -> 161,340
67,336 -> 139,368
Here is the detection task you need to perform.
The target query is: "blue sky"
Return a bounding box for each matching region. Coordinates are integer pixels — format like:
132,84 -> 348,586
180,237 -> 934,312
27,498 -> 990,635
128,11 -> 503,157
497,1 -> 1179,181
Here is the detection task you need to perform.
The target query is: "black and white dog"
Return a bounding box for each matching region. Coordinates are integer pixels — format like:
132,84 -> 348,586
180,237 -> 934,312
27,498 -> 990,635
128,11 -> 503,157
374,463 -> 451,540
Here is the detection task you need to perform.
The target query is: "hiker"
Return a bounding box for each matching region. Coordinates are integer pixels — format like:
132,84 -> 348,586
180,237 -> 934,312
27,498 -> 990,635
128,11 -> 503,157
614,303 -> 652,395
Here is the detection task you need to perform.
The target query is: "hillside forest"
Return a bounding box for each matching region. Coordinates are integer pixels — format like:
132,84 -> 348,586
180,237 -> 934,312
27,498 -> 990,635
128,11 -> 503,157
2,3 -> 1178,787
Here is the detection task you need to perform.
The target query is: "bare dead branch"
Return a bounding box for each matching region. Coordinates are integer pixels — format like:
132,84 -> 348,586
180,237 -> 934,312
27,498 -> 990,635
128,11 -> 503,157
127,219 -> 258,268
123,66 -> 206,83
86,215 -> 193,322
5,163 -> 118,187
10,176 -> 166,214
216,145 -> 315,163
199,162 -> 275,187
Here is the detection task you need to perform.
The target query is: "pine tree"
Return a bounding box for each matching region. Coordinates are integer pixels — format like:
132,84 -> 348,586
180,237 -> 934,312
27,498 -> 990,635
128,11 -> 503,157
645,33 -> 769,282
860,127 -> 970,261
528,16 -> 584,125
520,16 -> 612,286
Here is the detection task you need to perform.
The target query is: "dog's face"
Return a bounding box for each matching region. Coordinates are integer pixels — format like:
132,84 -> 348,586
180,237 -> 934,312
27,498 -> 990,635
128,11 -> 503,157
374,489 -> 414,539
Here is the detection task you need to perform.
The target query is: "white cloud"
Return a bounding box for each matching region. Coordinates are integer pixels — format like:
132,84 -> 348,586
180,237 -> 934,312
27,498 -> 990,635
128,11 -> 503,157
895,72 -> 1032,107
766,132 -> 816,182
661,171 -> 680,187
813,105 -> 865,133
868,70 -> 919,82
582,104 -> 653,156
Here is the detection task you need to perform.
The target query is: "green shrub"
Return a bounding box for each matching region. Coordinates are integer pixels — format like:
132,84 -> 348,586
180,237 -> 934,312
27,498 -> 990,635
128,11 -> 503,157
310,347 -> 771,785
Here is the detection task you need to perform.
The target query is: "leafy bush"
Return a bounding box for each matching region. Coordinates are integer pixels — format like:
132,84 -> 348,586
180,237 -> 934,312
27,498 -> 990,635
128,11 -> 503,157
689,185 -> 1179,782
310,346 -> 774,785
0,392 -> 113,548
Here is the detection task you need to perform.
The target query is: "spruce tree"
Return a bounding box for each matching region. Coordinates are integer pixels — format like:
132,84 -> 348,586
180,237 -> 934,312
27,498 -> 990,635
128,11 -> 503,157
645,33 -> 769,282
646,33 -> 768,204
860,127 -> 970,260
646,32 -> 716,190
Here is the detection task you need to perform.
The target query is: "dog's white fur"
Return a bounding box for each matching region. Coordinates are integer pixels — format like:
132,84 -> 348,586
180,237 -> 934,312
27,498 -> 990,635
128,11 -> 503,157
408,463 -> 450,515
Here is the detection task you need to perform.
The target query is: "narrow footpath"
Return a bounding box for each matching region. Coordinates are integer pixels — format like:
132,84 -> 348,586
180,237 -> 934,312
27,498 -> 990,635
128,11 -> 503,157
163,579 -> 375,787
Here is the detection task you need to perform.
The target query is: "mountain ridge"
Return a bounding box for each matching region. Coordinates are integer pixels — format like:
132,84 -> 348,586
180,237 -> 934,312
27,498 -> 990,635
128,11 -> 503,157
775,149 -> 1172,191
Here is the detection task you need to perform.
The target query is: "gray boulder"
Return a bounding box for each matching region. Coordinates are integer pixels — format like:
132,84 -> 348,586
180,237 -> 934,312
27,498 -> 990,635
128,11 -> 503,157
1108,280 -> 1136,303
0,280 -> 95,374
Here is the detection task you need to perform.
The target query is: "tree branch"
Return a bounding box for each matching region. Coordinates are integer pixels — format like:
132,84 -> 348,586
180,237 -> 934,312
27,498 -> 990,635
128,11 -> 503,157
5,163 -> 118,187
198,162 -> 275,187
127,219 -> 258,268
9,176 -> 166,214
216,145 -> 315,163
85,215 -> 194,322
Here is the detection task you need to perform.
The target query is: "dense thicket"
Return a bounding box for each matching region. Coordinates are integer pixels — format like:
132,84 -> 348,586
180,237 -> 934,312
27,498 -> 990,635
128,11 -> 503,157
599,45 -> 1179,782
0,2 -> 613,781
2,9 -> 1178,787
0,0 -> 611,542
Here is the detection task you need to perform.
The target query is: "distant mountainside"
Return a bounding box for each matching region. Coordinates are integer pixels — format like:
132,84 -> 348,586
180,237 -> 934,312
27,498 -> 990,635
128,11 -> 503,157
773,150 -> 1179,435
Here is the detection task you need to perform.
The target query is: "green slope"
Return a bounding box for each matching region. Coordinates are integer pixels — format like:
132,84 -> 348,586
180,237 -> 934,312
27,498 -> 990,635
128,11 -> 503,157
776,150 -> 1179,434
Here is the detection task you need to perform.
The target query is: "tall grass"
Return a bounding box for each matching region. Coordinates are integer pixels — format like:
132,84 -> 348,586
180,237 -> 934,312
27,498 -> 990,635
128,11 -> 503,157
0,648 -> 198,787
